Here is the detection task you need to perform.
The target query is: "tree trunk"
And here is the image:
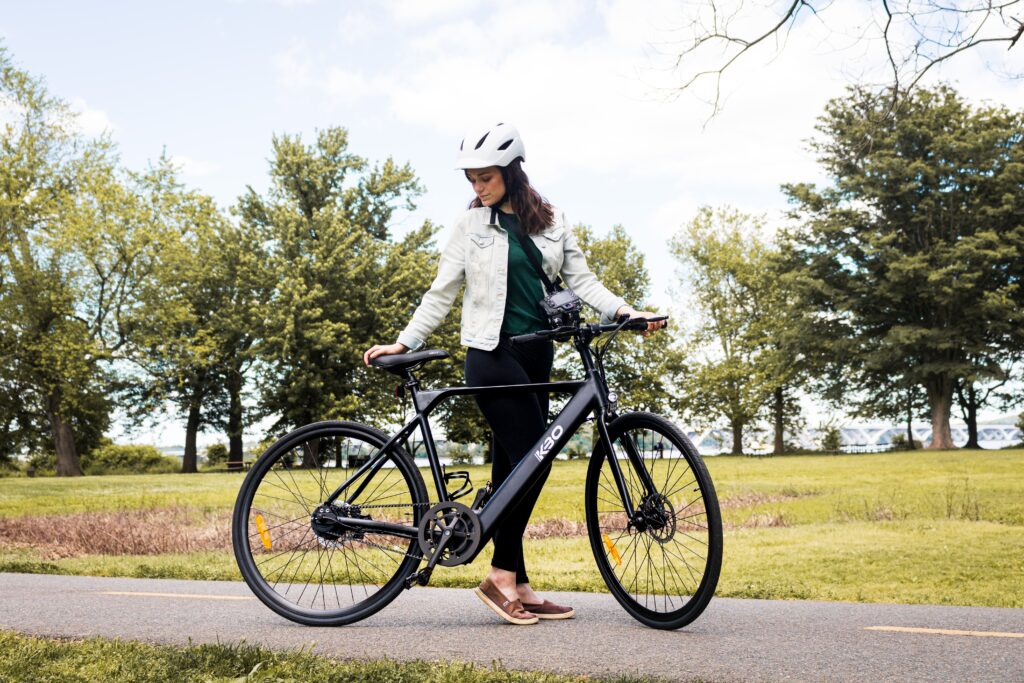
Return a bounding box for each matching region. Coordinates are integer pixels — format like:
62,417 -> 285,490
47,390 -> 83,476
956,380 -> 980,450
227,367 -> 244,470
772,386 -> 785,455
924,375 -> 956,449
730,421 -> 744,455
183,399 -> 201,473
483,431 -> 494,464
905,387 -> 916,450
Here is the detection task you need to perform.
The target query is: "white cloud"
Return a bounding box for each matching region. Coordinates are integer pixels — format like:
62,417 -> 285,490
69,96 -> 115,136
337,10 -> 376,44
384,0 -> 482,25
273,41 -> 315,89
273,41 -> 379,105
172,154 -> 220,178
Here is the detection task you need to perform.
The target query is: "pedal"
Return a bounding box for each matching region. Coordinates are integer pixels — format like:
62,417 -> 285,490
404,567 -> 433,589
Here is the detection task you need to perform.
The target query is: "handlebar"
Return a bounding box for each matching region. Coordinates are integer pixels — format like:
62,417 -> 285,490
509,315 -> 669,345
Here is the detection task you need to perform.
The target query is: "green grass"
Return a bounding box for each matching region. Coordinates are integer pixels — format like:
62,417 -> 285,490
0,630 -> 665,683
2,448 -> 1023,607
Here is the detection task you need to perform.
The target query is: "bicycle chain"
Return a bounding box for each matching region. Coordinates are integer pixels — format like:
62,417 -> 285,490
325,501 -> 437,559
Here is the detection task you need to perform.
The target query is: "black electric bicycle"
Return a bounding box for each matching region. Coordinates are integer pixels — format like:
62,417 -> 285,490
232,315 -> 722,630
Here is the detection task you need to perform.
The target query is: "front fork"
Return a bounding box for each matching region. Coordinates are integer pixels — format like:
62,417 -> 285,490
595,411 -> 657,523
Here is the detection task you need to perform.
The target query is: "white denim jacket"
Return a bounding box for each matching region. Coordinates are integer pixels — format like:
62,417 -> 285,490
397,207 -> 628,352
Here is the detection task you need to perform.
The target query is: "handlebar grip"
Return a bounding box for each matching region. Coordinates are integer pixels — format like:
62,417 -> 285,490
509,332 -> 548,344
617,314 -> 669,331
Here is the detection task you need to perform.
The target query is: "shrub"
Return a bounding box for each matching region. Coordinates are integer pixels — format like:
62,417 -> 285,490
0,455 -> 24,477
26,451 -> 57,475
81,443 -> 179,475
447,444 -> 475,466
820,426 -> 843,452
204,443 -> 229,466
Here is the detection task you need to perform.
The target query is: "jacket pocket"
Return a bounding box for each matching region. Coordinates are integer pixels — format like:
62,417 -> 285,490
468,233 -> 494,248
541,228 -> 564,242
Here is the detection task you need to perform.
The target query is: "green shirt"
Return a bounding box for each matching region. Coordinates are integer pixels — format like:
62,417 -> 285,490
498,213 -> 547,336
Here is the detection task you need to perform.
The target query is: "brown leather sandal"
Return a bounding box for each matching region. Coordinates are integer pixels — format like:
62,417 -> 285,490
474,579 -> 539,625
521,599 -> 575,620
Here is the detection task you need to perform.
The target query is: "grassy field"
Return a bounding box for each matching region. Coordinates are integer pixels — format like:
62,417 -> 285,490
0,630 -> 661,683
1,448 -> 1022,607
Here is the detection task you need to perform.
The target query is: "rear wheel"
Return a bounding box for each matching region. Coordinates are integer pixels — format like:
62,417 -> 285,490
232,421 -> 427,626
585,412 -> 722,629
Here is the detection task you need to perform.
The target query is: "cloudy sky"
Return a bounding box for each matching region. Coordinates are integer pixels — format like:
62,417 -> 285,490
3,1 -> 1020,445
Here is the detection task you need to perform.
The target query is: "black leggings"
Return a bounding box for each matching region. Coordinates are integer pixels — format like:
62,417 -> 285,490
464,336 -> 554,584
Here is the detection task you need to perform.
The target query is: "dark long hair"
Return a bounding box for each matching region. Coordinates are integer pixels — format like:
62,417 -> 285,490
468,160 -> 554,236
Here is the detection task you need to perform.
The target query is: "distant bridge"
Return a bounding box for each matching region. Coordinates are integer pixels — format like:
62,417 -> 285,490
687,423 -> 1022,455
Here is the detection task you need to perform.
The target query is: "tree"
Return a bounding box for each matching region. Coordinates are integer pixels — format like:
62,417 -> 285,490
209,218 -> 272,468
670,1 -> 1023,115
121,157 -> 237,473
244,128 -> 462,445
783,85 -> 1024,449
955,370 -> 1018,449
567,224 -> 675,415
669,207 -> 787,454
1,45 -> 155,474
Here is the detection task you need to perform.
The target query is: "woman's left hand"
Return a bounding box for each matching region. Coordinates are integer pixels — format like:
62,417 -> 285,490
616,305 -> 668,335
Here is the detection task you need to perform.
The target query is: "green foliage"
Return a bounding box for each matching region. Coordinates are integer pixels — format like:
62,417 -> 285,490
23,443 -> 177,476
80,443 -> 178,475
0,45 -> 170,475
120,157 -> 251,473
669,207 -> 793,453
445,443 -> 475,466
782,84 -> 1024,448
569,224 -> 674,414
242,127 -> 463,437
204,443 -> 228,466
25,451 -> 56,475
819,426 -> 843,452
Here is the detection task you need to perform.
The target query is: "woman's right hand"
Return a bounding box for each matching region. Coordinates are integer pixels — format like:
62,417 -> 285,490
363,342 -> 409,366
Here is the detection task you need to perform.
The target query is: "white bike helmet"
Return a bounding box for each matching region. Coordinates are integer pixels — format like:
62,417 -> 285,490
455,122 -> 525,169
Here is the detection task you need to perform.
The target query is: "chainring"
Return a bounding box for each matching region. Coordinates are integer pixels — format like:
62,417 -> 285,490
417,501 -> 481,567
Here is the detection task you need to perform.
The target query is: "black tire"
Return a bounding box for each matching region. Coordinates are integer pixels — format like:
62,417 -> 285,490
232,420 -> 428,626
585,412 -> 722,629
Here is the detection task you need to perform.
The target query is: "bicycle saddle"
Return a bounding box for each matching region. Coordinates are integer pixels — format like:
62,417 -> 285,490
371,349 -> 450,375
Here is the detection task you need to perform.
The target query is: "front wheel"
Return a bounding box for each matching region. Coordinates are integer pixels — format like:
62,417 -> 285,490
232,421 -> 428,626
585,412 -> 722,629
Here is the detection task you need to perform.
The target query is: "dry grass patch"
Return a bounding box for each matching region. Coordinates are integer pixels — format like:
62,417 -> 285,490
1,501 -> 784,558
719,490 -> 810,509
0,507 -> 230,559
523,518 -> 588,539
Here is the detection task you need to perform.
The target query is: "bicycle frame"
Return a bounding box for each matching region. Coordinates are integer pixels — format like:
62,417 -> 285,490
324,335 -> 659,565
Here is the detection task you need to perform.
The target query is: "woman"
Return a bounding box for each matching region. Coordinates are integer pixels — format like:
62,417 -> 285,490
364,122 -> 665,625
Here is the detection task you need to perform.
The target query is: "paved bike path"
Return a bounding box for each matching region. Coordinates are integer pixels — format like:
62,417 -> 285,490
1,573 -> 1022,682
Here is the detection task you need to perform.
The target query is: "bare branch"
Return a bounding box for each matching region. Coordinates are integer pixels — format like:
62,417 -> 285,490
670,1 -> 1024,116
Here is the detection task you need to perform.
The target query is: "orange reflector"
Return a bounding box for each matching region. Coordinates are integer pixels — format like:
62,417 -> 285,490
602,533 -> 622,566
255,514 -> 272,550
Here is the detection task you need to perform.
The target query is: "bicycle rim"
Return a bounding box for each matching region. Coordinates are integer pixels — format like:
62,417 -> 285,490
232,421 -> 427,626
585,412 -> 722,629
